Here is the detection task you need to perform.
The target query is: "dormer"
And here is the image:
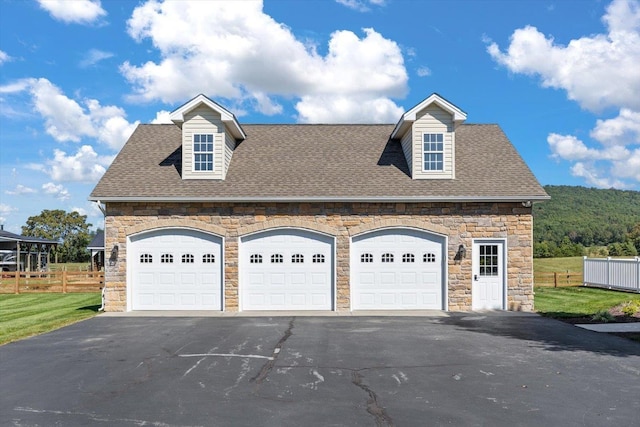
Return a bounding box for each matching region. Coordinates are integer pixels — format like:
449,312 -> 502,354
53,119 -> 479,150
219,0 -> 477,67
169,94 -> 246,180
391,94 -> 466,180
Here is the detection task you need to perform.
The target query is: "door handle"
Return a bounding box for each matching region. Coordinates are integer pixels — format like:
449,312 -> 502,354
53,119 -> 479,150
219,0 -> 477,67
474,275 -> 478,281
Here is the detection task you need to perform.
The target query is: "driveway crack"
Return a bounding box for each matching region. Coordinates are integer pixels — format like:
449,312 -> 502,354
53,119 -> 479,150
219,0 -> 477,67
352,370 -> 394,427
250,317 -> 295,386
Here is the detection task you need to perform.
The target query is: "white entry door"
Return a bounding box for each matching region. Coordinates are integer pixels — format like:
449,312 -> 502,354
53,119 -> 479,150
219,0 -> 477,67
351,228 -> 445,310
240,229 -> 334,311
129,228 -> 223,310
472,240 -> 505,310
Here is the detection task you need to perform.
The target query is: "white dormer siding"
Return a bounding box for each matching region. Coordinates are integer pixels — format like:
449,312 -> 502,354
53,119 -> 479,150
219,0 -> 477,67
170,93 -> 246,181
412,104 -> 454,180
182,105 -> 228,180
392,93 -> 466,180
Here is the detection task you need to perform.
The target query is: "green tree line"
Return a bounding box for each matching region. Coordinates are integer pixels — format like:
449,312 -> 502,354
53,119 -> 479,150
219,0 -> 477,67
533,186 -> 640,258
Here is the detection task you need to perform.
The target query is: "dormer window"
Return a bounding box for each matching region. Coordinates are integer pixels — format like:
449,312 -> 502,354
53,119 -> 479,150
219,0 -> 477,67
423,133 -> 444,172
193,134 -> 214,172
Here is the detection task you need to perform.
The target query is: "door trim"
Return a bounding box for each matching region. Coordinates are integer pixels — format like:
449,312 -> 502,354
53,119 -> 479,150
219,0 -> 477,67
471,238 -> 507,310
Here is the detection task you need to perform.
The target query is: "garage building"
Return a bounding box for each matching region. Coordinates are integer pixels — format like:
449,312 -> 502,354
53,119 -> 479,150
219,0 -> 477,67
90,93 -> 548,313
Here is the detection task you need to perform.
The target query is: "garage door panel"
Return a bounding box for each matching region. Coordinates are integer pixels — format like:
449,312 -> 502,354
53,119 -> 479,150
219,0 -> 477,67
290,273 -> 305,285
311,294 -> 327,306
130,229 -> 223,311
352,228 -> 445,310
158,294 -> 175,306
269,294 -> 286,306
311,273 -> 326,285
241,229 -> 334,311
179,294 -> 196,306
380,272 -> 395,284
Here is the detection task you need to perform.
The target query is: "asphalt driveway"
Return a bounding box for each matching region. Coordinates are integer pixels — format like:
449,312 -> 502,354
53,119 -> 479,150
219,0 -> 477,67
1,313 -> 639,427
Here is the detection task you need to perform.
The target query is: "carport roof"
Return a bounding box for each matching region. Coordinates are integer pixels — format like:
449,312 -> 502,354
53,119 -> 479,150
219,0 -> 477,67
0,229 -> 58,245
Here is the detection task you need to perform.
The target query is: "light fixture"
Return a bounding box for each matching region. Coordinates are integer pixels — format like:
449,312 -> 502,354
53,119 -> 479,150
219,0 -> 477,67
457,244 -> 466,260
109,245 -> 119,266
521,200 -> 532,208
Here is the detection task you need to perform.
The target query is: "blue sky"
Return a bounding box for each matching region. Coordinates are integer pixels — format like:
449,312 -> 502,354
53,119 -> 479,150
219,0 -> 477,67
1,0 -> 639,234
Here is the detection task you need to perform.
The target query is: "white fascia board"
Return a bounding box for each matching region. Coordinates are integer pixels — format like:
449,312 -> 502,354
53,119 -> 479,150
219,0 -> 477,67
89,195 -> 550,203
169,94 -> 246,140
390,93 -> 467,139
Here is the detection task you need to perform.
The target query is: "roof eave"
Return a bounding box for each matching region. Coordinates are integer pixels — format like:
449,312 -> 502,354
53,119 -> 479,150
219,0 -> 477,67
390,93 -> 467,139
169,94 -> 246,140
89,195 -> 550,203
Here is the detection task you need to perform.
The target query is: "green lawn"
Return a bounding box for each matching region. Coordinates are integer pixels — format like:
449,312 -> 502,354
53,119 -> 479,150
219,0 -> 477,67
534,286 -> 640,319
533,257 -> 583,273
0,293 -> 101,345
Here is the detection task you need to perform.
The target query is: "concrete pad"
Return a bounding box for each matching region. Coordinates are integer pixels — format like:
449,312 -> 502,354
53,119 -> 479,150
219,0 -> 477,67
98,309 -> 452,317
576,322 -> 640,332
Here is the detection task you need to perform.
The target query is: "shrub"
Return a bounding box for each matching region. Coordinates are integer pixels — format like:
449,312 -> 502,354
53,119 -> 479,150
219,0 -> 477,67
621,301 -> 640,317
591,310 -> 614,323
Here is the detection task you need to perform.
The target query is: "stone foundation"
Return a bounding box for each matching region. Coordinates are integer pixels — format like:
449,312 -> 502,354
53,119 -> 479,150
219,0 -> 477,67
103,201 -> 533,313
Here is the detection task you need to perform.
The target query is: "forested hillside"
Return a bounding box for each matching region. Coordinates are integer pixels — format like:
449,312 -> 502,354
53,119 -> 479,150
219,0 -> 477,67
533,185 -> 640,257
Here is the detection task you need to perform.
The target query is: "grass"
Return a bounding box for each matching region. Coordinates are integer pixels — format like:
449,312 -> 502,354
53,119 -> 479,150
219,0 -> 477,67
533,257 -> 583,273
535,286 -> 640,343
0,293 -> 101,345
49,262 -> 91,271
534,286 -> 640,318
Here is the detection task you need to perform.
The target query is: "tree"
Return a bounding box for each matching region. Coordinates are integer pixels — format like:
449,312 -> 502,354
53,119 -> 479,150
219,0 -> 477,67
22,209 -> 92,263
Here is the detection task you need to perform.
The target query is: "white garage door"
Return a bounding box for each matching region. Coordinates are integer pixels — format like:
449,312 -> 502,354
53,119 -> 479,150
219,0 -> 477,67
240,229 -> 334,311
351,228 -> 445,310
129,228 -> 223,310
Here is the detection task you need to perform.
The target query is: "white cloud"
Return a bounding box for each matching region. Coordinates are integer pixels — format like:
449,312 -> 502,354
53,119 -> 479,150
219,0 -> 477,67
34,145 -> 113,183
72,206 -> 87,216
0,204 -> 18,226
590,108 -> 640,146
151,110 -> 172,124
0,204 -> 17,215
79,49 -> 114,68
0,50 -> 11,65
0,79 -> 32,94
37,0 -> 107,25
5,185 -> 37,196
42,182 -> 71,201
548,133 -> 599,160
121,0 -> 406,123
570,162 -> 628,189
296,95 -> 402,124
487,0 -> 640,112
489,0 -> 640,189
6,78 -> 139,150
549,118 -> 639,188
416,66 -> 432,77
335,0 -> 386,12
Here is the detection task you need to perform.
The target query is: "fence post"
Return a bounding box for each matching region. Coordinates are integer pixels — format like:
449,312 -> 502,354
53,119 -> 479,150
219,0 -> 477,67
15,272 -> 19,294
606,257 -> 612,288
62,271 -> 67,293
583,256 -> 587,286
554,272 -> 558,288
636,257 -> 640,292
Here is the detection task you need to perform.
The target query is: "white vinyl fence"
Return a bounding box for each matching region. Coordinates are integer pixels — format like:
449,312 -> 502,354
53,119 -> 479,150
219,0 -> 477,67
583,256 -> 640,293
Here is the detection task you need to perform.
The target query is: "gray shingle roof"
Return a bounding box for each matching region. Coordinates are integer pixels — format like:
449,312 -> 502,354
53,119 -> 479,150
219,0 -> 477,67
87,230 -> 104,250
90,123 -> 548,201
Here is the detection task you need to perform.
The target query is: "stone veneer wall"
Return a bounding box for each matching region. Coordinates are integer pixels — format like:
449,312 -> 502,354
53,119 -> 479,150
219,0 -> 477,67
103,202 -> 533,312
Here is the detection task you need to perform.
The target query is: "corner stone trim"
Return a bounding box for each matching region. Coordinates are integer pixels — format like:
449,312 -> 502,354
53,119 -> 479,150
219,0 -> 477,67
349,218 -> 449,237
236,217 -> 338,237
126,218 -> 227,238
